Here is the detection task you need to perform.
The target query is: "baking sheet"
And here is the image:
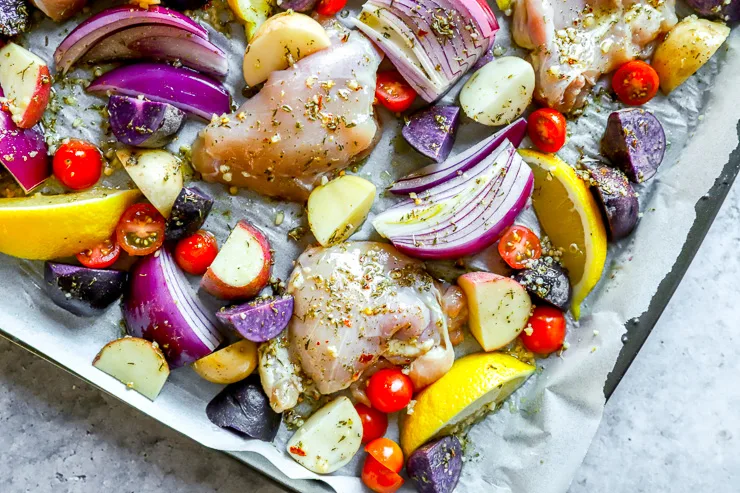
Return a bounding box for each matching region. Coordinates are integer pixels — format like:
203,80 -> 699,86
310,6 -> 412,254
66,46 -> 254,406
2,2 -> 739,493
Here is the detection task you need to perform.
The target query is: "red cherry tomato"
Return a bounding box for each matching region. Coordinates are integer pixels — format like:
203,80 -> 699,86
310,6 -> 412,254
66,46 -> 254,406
520,305 -> 566,354
52,140 -> 103,190
366,368 -> 413,413
498,225 -> 542,269
315,0 -> 347,16
527,108 -> 567,153
356,404 -> 389,444
76,236 -> 120,269
361,455 -> 405,493
365,438 -> 404,473
375,71 -> 417,113
115,203 -> 166,256
612,60 -> 659,106
174,230 -> 219,275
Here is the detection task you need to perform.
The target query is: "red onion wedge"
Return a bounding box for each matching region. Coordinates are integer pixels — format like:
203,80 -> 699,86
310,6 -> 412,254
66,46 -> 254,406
54,6 -> 208,74
373,139 -> 533,260
390,118 -> 527,195
124,248 -> 223,369
0,94 -> 50,194
350,0 -> 497,101
81,25 -> 227,78
87,63 -> 231,121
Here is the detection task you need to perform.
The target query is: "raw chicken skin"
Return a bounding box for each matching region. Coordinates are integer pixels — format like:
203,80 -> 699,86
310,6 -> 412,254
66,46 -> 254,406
512,0 -> 677,112
260,242 -> 457,412
192,25 -> 381,202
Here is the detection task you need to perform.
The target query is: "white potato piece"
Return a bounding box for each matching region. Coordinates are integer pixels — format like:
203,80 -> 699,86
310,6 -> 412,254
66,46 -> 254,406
243,12 -> 331,87
457,272 -> 532,351
93,337 -> 170,400
286,396 -> 363,474
652,16 -> 730,94
227,0 -> 275,41
116,148 -> 183,218
307,175 -> 376,247
0,42 -> 51,129
193,340 -> 258,384
459,57 -> 535,126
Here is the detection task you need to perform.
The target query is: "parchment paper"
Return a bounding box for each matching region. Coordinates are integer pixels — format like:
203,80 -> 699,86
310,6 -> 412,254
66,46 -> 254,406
2,3 -> 739,492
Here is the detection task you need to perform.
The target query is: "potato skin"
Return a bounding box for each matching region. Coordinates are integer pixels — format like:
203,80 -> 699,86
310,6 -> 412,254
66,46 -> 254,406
686,0 -> 739,25
601,108 -> 665,184
585,162 -> 639,240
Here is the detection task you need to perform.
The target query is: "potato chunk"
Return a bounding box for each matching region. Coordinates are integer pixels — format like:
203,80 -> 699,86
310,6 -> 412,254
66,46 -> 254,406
307,175 -> 376,247
93,337 -> 170,400
243,12 -> 331,87
193,340 -> 258,384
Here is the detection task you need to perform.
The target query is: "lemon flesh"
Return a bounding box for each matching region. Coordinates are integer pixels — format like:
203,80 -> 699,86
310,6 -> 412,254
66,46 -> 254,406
519,149 -> 607,319
400,352 -> 535,456
0,189 -> 140,260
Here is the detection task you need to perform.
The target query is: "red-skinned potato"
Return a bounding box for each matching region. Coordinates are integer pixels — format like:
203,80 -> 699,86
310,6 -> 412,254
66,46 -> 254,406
0,43 -> 52,129
201,220 -> 272,300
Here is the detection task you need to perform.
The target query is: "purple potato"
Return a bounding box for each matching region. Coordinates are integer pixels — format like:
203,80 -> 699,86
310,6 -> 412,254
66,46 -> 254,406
0,0 -> 29,37
686,0 -> 739,22
165,187 -> 214,242
402,105 -> 461,163
513,257 -> 571,311
472,47 -> 494,70
276,0 -> 317,11
108,95 -> 186,148
601,108 -> 665,183
216,295 -> 294,343
407,436 -> 463,493
44,262 -> 127,317
586,162 -> 639,240
206,373 -> 282,441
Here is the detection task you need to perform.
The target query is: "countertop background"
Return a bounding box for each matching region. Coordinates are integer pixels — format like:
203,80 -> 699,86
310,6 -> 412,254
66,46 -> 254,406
1,182 -> 738,493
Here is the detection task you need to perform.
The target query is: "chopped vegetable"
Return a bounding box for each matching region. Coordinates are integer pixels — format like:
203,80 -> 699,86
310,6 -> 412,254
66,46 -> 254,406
460,57 -> 534,126
0,42 -> 51,129
355,404 -> 388,444
362,455 -> 404,493
374,140 -> 533,259
520,305 -> 566,355
366,438 -> 404,473
457,272 -> 532,351
527,108 -> 567,153
286,396 -> 363,474
31,0 -> 85,21
216,295 -> 293,342
123,248 -> 223,368
585,162 -> 639,240
76,237 -> 121,269
497,225 -> 542,269
276,0 -> 316,11
686,0 -> 739,23
652,16 -> 730,94
601,108 -> 665,184
402,105 -> 461,163
307,175 -> 376,247
611,60 -> 659,106
53,139 -> 103,191
117,148 -> 183,218
201,220 -> 272,300
406,436 -> 463,493
206,374 -> 282,441
513,257 -> 571,311
116,203 -> 167,257
0,96 -> 50,194
193,340 -> 258,385
108,96 -> 186,149
315,0 -> 346,16
366,368 -> 413,413
44,262 -> 128,317
375,71 -> 418,113
165,187 -> 214,242
174,230 -> 219,275
0,0 -> 29,37
93,337 -> 170,400
228,0 -> 276,40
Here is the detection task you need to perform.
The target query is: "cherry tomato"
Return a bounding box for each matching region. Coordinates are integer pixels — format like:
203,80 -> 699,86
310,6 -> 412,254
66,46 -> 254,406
115,203 -> 166,256
356,404 -> 389,444
366,368 -> 413,413
365,438 -> 404,473
375,71 -> 417,113
498,225 -> 542,269
612,60 -> 659,106
76,237 -> 120,269
315,0 -> 347,16
527,108 -> 567,153
52,139 -> 103,190
361,455 -> 405,493
520,305 -> 566,354
174,230 -> 219,275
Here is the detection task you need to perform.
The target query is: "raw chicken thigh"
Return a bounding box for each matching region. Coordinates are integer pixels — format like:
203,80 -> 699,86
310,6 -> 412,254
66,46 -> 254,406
259,242 -> 461,413
511,0 -> 677,112
192,24 -> 382,202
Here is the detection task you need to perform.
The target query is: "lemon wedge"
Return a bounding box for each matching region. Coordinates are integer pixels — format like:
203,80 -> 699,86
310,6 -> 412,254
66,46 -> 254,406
0,188 -> 140,260
400,352 -> 535,457
519,149 -> 607,319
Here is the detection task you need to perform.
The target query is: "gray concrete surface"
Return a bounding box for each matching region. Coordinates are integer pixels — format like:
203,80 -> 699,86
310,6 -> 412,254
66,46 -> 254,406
1,181 -> 738,493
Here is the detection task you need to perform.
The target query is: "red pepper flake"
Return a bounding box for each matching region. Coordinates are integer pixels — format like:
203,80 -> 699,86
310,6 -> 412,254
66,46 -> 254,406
316,341 -> 321,346
289,446 -> 307,457
343,318 -> 352,328
359,354 -> 373,364
418,29 -> 428,37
